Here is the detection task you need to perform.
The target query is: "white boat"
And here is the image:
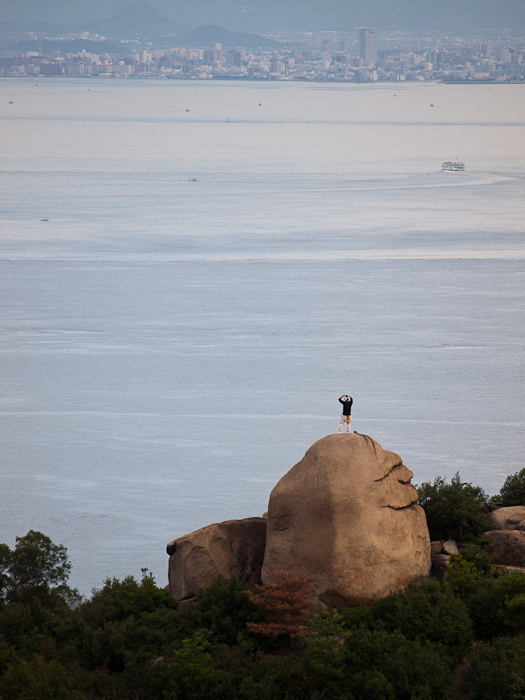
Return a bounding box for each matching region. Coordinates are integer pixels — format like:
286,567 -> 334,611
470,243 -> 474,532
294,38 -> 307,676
442,160 -> 466,171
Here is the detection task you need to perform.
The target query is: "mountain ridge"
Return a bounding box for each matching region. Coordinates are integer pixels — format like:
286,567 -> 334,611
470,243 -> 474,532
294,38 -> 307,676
76,2 -> 189,38
172,24 -> 284,49
0,3 -> 190,45
0,4 -> 286,51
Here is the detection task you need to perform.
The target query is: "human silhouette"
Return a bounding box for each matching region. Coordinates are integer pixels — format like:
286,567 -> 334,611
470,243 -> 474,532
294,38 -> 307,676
338,395 -> 353,433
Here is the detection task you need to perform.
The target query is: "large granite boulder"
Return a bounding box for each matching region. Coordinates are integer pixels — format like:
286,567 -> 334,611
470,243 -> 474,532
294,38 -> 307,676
262,433 -> 431,609
167,517 -> 267,601
484,530 -> 525,566
488,506 -> 525,531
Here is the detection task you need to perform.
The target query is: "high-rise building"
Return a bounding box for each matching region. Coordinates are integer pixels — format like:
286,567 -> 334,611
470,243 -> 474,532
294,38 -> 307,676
358,28 -> 377,66
225,50 -> 242,68
203,43 -> 223,67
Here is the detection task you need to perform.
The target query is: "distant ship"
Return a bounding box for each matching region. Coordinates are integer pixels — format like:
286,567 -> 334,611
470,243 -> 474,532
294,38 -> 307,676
442,160 -> 466,171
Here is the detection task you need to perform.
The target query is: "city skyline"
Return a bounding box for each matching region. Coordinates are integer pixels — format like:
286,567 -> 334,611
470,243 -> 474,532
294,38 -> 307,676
2,25 -> 523,83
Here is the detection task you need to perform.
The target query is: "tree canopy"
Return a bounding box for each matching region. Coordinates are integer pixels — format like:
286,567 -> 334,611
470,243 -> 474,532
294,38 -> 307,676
0,530 -> 74,605
417,472 -> 491,542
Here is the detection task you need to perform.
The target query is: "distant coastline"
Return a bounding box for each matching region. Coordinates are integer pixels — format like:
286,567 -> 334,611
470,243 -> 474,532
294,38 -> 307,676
440,78 -> 523,84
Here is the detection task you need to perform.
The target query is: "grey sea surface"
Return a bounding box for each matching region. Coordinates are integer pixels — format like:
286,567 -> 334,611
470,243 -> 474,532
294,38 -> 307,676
1,78 -> 525,594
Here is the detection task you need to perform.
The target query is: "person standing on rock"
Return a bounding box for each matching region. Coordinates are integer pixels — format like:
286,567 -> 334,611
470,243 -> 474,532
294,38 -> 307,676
338,395 -> 353,433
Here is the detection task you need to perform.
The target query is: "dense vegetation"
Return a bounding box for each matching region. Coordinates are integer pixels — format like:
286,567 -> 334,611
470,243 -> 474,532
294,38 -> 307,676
416,472 -> 490,542
2,468 -> 525,700
497,468 -> 525,507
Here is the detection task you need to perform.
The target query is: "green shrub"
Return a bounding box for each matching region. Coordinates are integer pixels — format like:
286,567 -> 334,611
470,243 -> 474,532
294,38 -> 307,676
457,537 -> 495,571
192,576 -> 266,647
447,560 -> 525,641
238,651 -> 326,700
88,569 -> 178,623
156,630 -> 236,700
338,604 -> 374,630
372,579 -> 473,664
417,473 -> 491,542
502,594 -> 525,630
77,572 -> 185,674
343,627 -> 452,700
0,653 -> 87,700
468,635 -> 525,700
303,611 -> 352,690
348,669 -> 395,700
496,467 -> 525,507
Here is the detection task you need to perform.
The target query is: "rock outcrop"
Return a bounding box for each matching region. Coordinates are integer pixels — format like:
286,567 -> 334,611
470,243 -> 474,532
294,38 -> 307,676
430,539 -> 459,556
488,506 -> 525,531
484,530 -> 525,567
167,517 -> 267,601
262,433 -> 431,609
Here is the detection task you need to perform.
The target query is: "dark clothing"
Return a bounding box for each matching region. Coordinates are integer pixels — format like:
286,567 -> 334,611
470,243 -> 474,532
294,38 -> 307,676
339,396 -> 353,416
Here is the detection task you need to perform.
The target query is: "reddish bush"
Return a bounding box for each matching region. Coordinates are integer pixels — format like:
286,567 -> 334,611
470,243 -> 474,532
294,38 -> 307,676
247,557 -> 315,638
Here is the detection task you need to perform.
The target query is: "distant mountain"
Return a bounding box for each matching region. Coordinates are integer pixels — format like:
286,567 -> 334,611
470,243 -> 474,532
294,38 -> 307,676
0,3 -> 190,46
8,39 -> 122,54
76,2 -> 189,39
173,24 -> 283,48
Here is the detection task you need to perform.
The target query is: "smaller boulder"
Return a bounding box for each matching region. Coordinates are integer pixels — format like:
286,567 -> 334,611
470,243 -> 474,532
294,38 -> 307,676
431,541 -> 444,555
484,530 -> 525,567
431,553 -> 451,583
443,539 -> 460,556
179,597 -> 199,614
167,517 -> 267,601
488,506 -> 525,531
495,565 -> 525,575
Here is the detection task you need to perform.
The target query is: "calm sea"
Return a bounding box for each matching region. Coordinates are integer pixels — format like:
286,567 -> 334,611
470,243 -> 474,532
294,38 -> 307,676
1,77 -> 524,594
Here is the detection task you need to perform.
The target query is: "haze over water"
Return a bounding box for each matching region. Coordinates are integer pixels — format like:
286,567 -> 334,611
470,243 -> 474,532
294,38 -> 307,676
1,78 -> 524,593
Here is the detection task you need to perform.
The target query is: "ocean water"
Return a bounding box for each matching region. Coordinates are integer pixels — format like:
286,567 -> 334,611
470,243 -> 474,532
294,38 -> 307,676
1,77 -> 524,594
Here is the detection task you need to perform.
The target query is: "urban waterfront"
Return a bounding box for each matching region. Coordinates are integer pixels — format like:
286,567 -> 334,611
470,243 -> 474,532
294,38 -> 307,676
1,25 -> 525,82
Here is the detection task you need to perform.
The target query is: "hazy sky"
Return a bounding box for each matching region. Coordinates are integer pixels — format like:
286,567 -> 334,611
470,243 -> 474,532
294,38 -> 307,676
1,0 -> 525,31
